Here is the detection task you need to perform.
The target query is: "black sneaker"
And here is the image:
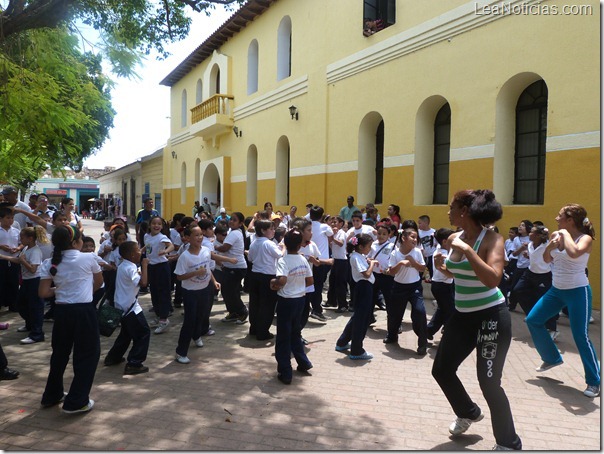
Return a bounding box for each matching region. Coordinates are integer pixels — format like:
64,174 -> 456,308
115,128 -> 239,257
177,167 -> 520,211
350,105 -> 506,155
321,302 -> 337,308
0,368 -> 19,380
383,336 -> 397,344
235,312 -> 249,325
334,307 -> 347,313
124,364 -> 149,375
221,313 -> 239,323
309,312 -> 327,322
417,346 -> 428,356
41,392 -> 67,408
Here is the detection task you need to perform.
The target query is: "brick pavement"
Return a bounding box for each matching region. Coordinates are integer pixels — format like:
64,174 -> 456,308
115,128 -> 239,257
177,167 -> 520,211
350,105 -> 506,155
0,219 -> 600,450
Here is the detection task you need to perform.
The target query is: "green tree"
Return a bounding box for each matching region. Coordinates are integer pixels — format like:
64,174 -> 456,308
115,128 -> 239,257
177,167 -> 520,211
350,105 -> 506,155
0,0 -> 244,184
0,27 -> 115,181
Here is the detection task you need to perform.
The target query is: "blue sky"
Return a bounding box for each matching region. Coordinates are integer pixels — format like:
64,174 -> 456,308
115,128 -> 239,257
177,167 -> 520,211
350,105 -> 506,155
84,5 -> 234,170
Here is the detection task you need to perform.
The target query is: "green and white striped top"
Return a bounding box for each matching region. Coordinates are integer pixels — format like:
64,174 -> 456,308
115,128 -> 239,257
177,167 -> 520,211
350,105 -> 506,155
445,228 -> 505,313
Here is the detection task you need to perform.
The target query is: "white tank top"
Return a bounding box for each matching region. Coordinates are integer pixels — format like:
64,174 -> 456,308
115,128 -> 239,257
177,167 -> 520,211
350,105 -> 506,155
551,235 -> 589,289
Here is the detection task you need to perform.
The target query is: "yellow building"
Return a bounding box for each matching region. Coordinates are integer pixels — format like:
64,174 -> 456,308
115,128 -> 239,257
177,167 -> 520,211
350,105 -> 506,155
99,148 -> 164,221
160,0 -> 600,305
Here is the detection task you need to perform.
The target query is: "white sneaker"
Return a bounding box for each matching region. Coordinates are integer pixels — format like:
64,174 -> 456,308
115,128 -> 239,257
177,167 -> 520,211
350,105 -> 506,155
20,337 -> 37,344
449,412 -> 484,435
175,354 -> 191,364
493,444 -> 513,450
536,360 -> 563,372
62,399 -> 94,414
154,320 -> 170,334
194,338 -> 204,348
16,326 -> 28,333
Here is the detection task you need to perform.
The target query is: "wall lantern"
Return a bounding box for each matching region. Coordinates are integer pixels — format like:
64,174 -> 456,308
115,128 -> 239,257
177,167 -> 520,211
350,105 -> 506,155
233,126 -> 242,137
171,150 -> 177,159
289,105 -> 299,120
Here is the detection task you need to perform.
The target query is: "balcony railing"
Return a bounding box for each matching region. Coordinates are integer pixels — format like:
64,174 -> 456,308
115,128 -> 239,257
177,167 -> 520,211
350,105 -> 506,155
191,94 -> 234,124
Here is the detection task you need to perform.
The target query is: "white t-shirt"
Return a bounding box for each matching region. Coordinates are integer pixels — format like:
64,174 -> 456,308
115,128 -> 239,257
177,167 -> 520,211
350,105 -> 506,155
352,225 -> 377,241
248,236 -> 283,275
107,248 -> 124,268
431,246 -> 453,284
528,242 -> 552,274
174,247 -> 212,290
369,240 -> 394,275
512,235 -> 530,269
13,201 -> 32,231
331,229 -> 348,260
40,250 -> 101,303
276,253 -> 313,299
21,245 -> 43,280
144,232 -> 172,265
388,247 -> 425,284
170,228 -> 182,247
299,241 -> 320,293
419,228 -> 437,257
114,259 -> 142,315
0,225 -> 20,257
311,221 -> 333,260
222,229 -> 247,269
350,251 -> 375,283
201,237 -> 215,270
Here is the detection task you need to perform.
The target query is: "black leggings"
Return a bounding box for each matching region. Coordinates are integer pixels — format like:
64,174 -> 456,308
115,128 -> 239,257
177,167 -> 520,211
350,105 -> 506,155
432,303 -> 522,450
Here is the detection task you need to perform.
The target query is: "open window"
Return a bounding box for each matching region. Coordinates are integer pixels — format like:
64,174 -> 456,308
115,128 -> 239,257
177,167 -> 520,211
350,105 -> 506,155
363,0 -> 395,36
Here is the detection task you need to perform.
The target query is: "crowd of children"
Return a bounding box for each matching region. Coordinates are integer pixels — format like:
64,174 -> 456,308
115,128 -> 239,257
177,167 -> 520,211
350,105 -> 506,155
0,192 -> 599,447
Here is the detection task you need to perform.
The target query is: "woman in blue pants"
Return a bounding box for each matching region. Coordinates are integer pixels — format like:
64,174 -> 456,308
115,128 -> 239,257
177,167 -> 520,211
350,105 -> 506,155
526,204 -> 600,398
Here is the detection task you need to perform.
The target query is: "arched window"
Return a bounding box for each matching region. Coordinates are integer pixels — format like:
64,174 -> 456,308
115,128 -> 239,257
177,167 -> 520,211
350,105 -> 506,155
276,136 -> 290,206
180,162 -> 187,204
433,103 -> 451,205
358,112 -> 384,205
414,95 -> 449,205
375,120 -> 384,205
247,40 -> 259,95
277,16 -> 292,81
195,79 -> 203,105
247,146 -> 258,205
210,64 -> 221,95
514,80 -> 548,205
180,89 -> 187,128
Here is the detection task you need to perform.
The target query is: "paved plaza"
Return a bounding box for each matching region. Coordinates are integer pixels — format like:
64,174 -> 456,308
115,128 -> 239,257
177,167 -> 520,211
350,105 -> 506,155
0,219 -> 600,450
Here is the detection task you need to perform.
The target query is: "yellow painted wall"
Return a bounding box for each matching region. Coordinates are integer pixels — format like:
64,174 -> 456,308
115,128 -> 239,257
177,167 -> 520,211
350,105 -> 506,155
162,0 -> 600,306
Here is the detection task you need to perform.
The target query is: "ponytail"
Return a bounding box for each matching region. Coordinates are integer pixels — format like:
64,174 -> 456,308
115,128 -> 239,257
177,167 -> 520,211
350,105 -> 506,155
50,225 -> 80,276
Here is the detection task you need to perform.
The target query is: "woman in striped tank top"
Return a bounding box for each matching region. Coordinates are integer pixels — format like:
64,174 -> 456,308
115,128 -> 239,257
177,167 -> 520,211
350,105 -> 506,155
431,190 -> 522,451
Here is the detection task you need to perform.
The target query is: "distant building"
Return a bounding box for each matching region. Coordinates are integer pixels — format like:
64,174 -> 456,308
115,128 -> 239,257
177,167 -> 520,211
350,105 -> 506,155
30,176 -> 100,213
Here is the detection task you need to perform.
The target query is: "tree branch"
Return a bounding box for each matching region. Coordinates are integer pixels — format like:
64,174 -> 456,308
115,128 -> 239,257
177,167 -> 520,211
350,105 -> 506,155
0,0 -> 72,39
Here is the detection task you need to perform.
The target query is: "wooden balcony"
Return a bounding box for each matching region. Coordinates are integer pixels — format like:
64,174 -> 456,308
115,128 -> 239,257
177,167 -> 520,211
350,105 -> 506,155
190,94 -> 234,147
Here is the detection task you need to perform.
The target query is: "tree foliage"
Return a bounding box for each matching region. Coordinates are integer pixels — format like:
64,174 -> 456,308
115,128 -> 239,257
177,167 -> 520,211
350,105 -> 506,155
0,0 -> 244,185
0,27 -> 115,182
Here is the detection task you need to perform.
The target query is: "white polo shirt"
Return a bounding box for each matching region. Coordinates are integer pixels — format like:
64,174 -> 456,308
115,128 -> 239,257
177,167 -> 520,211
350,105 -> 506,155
222,229 -> 247,269
114,259 -> 142,315
0,225 -> 20,257
350,251 -> 375,283
311,221 -> 333,260
331,229 -> 348,260
248,236 -> 283,275
40,250 -> 101,303
21,245 -> 43,280
369,240 -> 394,275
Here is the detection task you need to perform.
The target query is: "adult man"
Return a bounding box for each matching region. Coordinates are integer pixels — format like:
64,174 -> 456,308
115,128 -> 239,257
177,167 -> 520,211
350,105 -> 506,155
192,201 -> 200,217
339,196 -> 360,222
28,193 -> 38,211
201,197 -> 212,214
35,194 -> 54,217
214,207 -> 230,225
2,187 -> 31,229
135,198 -> 159,234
